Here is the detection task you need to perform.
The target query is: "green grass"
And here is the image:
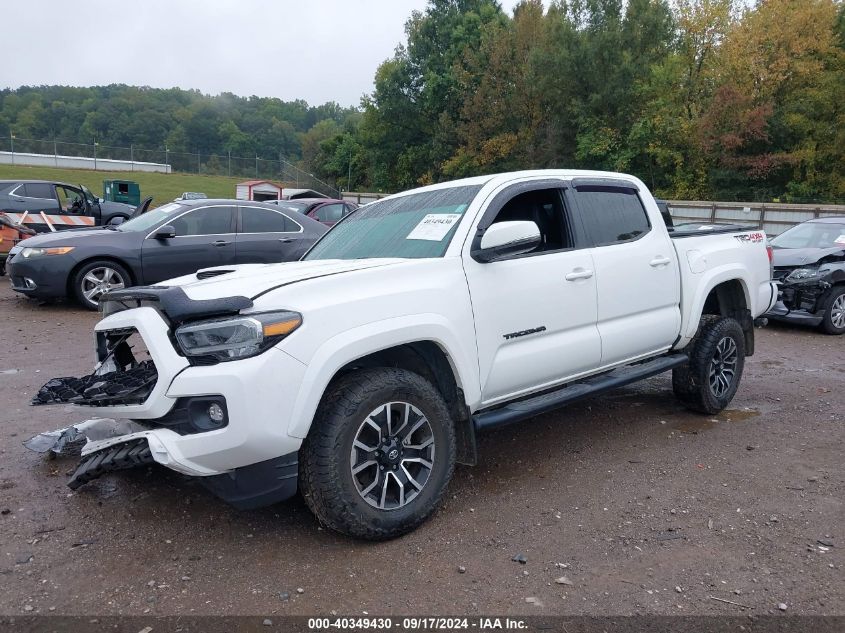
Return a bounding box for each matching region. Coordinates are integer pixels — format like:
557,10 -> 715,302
0,165 -> 245,208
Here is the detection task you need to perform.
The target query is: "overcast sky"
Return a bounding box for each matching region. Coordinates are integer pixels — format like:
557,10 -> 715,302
3,0 -> 530,107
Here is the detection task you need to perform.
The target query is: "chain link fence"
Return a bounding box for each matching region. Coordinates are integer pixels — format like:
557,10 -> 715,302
0,136 -> 340,198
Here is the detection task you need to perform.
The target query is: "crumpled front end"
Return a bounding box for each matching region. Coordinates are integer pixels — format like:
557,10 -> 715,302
26,296 -> 307,509
767,261 -> 843,326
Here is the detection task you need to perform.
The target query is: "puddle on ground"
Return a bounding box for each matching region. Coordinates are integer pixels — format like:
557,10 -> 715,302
672,408 -> 760,434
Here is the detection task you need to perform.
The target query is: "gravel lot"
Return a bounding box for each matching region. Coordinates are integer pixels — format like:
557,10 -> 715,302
0,283 -> 842,617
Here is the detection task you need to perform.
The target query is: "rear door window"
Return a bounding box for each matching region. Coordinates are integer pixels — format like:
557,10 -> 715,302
574,187 -> 651,246
240,206 -> 298,233
21,183 -> 55,199
170,206 -> 235,236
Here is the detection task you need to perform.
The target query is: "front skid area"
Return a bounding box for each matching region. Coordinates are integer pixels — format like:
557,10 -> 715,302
24,418 -> 299,509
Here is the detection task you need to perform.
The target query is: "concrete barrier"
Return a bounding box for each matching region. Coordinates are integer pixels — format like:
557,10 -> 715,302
0,151 -> 171,173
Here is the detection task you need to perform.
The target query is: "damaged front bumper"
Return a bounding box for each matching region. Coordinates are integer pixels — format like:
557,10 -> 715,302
26,304 -> 308,508
26,418 -> 299,508
765,280 -> 830,326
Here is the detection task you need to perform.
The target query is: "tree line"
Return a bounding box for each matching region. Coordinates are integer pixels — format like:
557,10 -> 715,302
2,0 -> 844,202
0,84 -> 358,170
339,0 -> 844,202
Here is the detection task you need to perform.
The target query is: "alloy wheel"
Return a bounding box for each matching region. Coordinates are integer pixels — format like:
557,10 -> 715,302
349,401 -> 435,510
831,293 -> 845,329
708,336 -> 738,398
81,266 -> 125,304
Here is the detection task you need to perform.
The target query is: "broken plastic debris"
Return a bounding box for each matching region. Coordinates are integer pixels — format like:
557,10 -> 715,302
23,418 -> 147,455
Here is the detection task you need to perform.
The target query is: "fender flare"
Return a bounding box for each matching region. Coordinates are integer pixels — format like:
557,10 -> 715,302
679,265 -> 752,343
285,314 -> 479,439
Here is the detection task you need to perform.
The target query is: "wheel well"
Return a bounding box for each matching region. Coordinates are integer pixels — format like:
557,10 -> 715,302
333,342 -> 477,465
66,256 -> 135,295
701,279 -> 754,355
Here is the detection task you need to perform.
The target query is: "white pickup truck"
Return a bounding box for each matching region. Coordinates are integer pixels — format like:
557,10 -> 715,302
30,170 -> 777,540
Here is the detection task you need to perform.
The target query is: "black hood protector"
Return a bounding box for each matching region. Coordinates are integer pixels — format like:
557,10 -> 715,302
101,286 -> 253,324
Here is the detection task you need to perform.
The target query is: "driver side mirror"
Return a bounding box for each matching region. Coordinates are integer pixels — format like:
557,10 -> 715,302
152,225 -> 176,240
472,221 -> 542,263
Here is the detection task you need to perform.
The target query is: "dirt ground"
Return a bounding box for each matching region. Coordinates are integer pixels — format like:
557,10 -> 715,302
0,283 -> 842,618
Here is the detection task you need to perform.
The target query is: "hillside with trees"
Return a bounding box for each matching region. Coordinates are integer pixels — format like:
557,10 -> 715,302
0,85 -> 357,174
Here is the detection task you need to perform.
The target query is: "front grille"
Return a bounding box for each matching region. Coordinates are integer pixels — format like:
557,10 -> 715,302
33,361 -> 157,406
32,327 -> 158,407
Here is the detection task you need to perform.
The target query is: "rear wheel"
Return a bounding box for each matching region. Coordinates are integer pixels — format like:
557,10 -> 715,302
72,260 -> 130,310
819,287 -> 845,335
673,316 -> 746,414
299,368 -> 456,540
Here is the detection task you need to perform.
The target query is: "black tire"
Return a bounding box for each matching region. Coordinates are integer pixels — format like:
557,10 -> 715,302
818,286 -> 845,335
299,367 -> 456,540
72,260 -> 131,310
672,316 -> 746,414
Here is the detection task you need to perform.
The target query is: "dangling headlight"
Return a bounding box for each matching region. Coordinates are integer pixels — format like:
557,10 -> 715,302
785,267 -> 820,282
174,311 -> 302,361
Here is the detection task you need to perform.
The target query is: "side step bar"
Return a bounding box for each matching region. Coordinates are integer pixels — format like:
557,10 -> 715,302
473,353 -> 688,432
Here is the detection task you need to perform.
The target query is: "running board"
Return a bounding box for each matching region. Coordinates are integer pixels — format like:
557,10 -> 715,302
473,353 -> 688,432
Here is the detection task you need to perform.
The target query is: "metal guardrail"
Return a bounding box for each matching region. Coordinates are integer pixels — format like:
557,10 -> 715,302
341,191 -> 389,205
667,201 -> 845,236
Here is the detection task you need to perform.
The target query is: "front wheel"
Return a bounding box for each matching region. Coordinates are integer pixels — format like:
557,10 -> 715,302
819,287 -> 845,335
673,316 -> 746,414
299,368 -> 456,540
72,260 -> 131,310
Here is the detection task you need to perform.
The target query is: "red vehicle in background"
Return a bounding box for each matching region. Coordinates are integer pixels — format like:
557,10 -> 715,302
267,198 -> 358,227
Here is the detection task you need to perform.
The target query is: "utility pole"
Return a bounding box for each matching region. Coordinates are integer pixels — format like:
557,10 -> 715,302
10,133 -> 15,165
130,144 -> 134,172
228,151 -> 231,178
197,150 -> 201,174
94,141 -> 98,171
347,148 -> 353,193
165,145 -> 169,173
54,138 -> 58,167
255,153 -> 258,179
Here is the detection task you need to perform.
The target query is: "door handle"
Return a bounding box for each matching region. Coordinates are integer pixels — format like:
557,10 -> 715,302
650,256 -> 672,267
212,240 -> 231,247
278,238 -> 294,243
565,268 -> 594,281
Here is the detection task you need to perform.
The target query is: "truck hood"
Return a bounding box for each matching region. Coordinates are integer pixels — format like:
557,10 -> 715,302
772,246 -> 845,267
162,259 -> 407,300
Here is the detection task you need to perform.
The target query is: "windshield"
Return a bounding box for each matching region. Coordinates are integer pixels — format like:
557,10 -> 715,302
770,222 -> 845,250
304,185 -> 481,260
117,202 -> 186,232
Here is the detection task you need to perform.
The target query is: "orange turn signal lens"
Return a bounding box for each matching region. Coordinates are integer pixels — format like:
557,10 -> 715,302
262,316 -> 302,337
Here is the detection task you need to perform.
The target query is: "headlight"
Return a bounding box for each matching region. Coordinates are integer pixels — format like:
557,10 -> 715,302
785,267 -> 820,281
21,246 -> 75,258
174,311 -> 302,361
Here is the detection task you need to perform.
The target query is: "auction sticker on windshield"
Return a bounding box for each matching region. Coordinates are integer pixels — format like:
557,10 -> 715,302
406,213 -> 462,241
